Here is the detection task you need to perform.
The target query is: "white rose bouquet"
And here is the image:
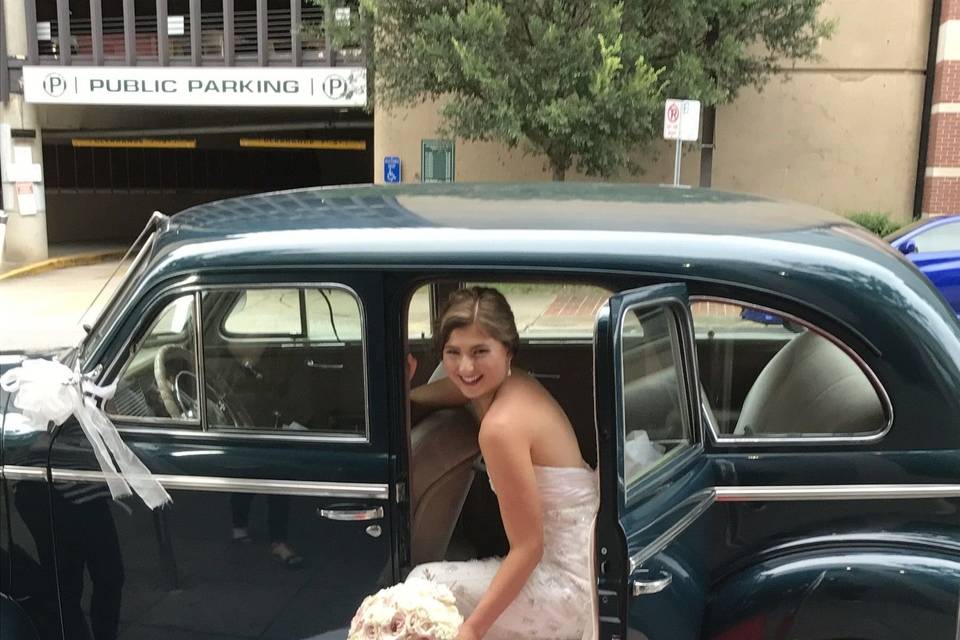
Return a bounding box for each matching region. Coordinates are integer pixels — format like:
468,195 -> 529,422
348,578 -> 463,640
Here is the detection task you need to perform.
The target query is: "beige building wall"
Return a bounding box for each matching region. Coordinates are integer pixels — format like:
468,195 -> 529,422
374,0 -> 932,221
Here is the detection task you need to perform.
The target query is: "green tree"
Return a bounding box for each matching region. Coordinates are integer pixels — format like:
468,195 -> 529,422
334,0 -> 832,181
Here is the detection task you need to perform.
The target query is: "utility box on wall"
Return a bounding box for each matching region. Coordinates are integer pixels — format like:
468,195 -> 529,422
421,140 -> 454,183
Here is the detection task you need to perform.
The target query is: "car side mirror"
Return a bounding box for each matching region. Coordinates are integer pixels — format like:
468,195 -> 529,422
899,240 -> 918,255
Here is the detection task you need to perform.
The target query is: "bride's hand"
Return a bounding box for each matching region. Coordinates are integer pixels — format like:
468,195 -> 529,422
406,353 -> 418,385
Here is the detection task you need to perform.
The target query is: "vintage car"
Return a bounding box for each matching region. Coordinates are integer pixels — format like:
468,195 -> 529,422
2,183 -> 960,640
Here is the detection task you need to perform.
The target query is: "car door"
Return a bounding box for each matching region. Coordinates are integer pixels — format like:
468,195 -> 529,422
46,272 -> 393,640
594,283 -> 714,640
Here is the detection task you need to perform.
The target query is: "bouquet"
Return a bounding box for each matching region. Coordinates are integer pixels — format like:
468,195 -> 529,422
348,578 -> 463,640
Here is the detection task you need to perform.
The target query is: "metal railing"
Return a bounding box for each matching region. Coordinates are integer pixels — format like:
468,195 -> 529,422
22,0 -> 363,67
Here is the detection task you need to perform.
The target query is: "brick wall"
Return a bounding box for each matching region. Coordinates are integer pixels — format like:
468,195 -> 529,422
925,0 -> 960,215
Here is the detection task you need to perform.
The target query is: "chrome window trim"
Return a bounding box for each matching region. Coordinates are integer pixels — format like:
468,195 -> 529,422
194,290 -> 207,431
690,295 -> 894,446
2,466 -> 387,499
11,464 -> 956,505
99,280 -> 372,444
115,425 -> 369,443
626,482 -> 960,573
714,484 -> 960,501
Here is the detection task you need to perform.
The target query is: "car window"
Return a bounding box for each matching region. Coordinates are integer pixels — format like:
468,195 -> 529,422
621,304 -> 692,487
305,288 -> 363,342
691,299 -> 886,439
223,288 -> 302,337
464,282 -> 608,339
408,286 -> 433,340
913,220 -> 960,253
202,286 -> 367,437
104,294 -> 201,426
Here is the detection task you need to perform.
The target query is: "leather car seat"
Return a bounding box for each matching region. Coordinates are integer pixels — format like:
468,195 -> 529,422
409,366 -> 481,565
734,330 -> 884,436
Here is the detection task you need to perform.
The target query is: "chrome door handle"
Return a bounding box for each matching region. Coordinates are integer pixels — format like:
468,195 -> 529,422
306,359 -> 344,370
318,506 -> 384,521
631,569 -> 672,596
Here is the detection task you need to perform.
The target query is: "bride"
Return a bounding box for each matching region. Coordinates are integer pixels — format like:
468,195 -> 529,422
408,286 -> 599,640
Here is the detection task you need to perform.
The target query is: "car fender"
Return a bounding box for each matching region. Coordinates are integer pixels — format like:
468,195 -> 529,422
0,593 -> 40,640
705,548 -> 960,640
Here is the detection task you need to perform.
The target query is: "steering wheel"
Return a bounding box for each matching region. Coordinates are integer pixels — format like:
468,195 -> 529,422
153,345 -> 251,427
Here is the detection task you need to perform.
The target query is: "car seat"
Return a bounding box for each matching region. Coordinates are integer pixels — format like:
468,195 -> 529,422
409,366 -> 481,565
734,330 -> 884,436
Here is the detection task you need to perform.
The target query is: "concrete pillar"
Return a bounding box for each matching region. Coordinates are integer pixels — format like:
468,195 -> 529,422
0,104 -> 48,265
1,0 -> 48,265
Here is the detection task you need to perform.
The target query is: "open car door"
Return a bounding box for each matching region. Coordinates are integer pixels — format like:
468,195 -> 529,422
594,283 -> 714,640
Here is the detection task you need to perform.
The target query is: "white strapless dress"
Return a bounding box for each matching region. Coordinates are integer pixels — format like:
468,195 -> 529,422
407,465 -> 599,640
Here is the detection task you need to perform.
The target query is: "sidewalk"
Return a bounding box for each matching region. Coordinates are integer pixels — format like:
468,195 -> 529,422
0,242 -> 128,280
0,255 -> 127,351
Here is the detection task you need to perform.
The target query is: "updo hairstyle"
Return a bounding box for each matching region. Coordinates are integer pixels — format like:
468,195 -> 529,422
436,286 -> 520,356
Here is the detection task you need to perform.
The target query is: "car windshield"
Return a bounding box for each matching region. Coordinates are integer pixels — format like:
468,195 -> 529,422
885,218 -> 929,242
78,231 -> 157,365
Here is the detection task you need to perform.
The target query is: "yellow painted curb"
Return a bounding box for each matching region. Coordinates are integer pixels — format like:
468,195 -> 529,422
0,250 -> 126,282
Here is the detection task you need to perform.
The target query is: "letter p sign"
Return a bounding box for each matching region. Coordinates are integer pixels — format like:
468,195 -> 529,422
321,74 -> 346,99
42,73 -> 68,97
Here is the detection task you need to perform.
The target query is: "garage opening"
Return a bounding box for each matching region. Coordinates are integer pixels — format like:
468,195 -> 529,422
41,122 -> 373,243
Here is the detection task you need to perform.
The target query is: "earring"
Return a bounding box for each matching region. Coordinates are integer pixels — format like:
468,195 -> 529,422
508,365 -> 512,377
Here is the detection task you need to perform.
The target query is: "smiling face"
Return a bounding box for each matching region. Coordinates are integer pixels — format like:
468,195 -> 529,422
442,322 -> 513,402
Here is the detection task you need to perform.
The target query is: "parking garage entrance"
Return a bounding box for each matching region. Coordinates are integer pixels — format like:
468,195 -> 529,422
39,114 -> 373,243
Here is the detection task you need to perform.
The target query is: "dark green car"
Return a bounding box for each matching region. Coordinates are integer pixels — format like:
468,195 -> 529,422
2,183 -> 960,640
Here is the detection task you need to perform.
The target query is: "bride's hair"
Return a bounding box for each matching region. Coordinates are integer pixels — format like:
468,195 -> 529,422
436,286 -> 520,356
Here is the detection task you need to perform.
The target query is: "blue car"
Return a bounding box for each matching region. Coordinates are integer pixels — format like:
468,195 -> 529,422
887,216 -> 960,315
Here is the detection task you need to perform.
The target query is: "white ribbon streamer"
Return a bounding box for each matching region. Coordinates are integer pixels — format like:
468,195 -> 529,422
0,358 -> 172,509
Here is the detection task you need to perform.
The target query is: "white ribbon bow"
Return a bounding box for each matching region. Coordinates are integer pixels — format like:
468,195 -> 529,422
0,358 -> 172,509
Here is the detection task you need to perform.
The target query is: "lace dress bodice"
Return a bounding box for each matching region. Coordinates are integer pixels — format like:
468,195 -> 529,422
408,464 -> 599,640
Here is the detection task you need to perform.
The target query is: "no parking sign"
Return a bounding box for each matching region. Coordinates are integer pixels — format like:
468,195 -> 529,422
663,99 -> 701,141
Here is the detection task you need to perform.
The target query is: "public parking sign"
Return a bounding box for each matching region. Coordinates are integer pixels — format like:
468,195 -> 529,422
384,156 -> 401,183
663,99 -> 701,141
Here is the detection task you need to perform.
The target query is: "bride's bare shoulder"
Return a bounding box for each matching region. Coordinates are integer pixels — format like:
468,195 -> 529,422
484,375 -> 561,428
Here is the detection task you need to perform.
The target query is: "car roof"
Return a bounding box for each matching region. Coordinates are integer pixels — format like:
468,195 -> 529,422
145,183 -> 932,304
143,182 -> 956,335
153,183 -> 898,271
166,183 -> 841,238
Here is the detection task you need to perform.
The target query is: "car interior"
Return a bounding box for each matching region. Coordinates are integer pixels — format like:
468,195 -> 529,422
106,287 -> 368,438
103,279 -> 888,568
404,283 -> 889,565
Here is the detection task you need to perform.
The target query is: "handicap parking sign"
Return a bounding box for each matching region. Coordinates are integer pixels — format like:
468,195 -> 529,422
384,156 -> 401,184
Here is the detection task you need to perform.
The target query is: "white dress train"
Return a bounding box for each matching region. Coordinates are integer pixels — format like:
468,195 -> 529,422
408,464 -> 599,640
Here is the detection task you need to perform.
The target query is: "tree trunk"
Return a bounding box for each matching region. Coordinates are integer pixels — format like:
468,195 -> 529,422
551,164 -> 566,181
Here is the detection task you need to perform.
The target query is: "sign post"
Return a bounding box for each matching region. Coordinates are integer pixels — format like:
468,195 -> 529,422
663,99 -> 702,187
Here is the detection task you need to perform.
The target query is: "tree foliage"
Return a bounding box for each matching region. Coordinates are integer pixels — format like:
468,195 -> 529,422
335,0 -> 832,180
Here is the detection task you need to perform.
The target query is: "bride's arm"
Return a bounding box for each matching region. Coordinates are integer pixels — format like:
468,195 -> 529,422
409,375 -> 469,408
460,420 -> 542,640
